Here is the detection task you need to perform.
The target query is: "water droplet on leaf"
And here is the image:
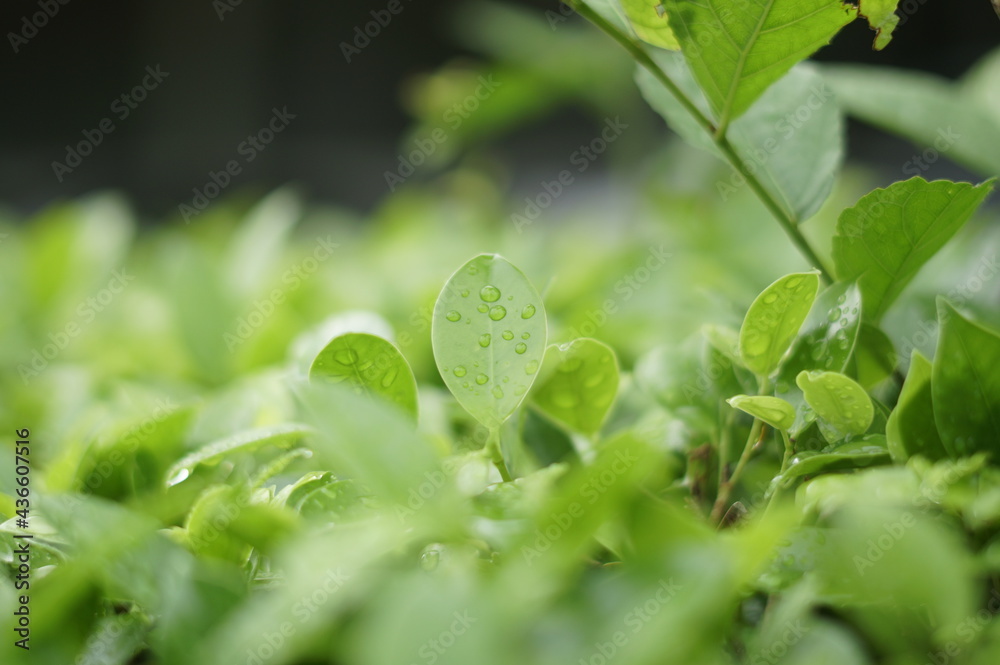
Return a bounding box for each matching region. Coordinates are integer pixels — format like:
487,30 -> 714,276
454,366 -> 467,377
480,285 -> 501,302
521,304 -> 536,319
446,310 -> 461,322
479,334 -> 491,348
489,306 -> 506,321
515,343 -> 527,354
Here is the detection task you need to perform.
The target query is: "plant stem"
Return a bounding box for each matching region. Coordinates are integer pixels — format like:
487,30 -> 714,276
487,427 -> 513,482
568,0 -> 834,284
710,377 -> 771,523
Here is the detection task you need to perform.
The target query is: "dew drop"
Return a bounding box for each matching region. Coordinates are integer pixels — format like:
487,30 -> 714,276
763,293 -> 779,304
827,309 -> 840,323
560,358 -> 583,373
479,333 -> 491,348
446,310 -> 462,322
515,343 -> 527,354
476,373 -> 489,385
786,277 -> 802,288
492,386 -> 504,399
521,332 -> 530,340
334,348 -> 359,365
584,373 -> 603,388
167,468 -> 190,486
521,304 -> 536,319
477,304 -> 489,313
489,306 -> 507,321
480,285 -> 501,302
381,367 -> 398,388
525,360 -> 539,375
460,289 -> 470,298
453,366 -> 467,377
514,385 -> 526,396
502,330 -> 514,340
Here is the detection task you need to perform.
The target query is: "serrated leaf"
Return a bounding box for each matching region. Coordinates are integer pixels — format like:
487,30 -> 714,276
727,394 -> 795,431
310,332 -> 418,418
530,338 -> 620,436
637,55 -> 843,221
663,0 -> 855,128
886,351 -> 946,462
166,423 -> 313,486
739,271 -> 820,377
620,0 -> 680,49
932,300 -> 1000,458
796,370 -> 873,442
432,254 -> 547,429
833,178 -> 994,322
857,0 -> 900,50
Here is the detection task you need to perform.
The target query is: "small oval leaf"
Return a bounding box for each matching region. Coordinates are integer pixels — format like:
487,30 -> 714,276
739,272 -> 820,377
530,338 -> 621,436
727,394 -> 796,431
795,370 -> 874,441
432,254 -> 547,429
309,332 -> 418,418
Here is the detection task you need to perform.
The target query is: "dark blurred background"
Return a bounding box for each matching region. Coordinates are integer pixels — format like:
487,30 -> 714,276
1,0 -> 997,218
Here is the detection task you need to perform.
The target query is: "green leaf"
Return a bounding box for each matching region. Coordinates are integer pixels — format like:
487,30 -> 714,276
637,55 -> 844,221
620,0 -> 680,49
857,0 -> 900,50
822,62 -> 1000,178
778,435 -> 889,482
662,0 -> 855,128
932,300 -> 1000,458
530,338 -> 620,436
309,332 -> 418,418
739,271 -> 820,377
165,423 -> 313,486
851,322 -> 897,388
886,351 -> 947,462
432,254 -> 547,429
833,178 -> 995,323
727,394 -> 795,431
775,282 -> 862,436
796,370 -> 874,442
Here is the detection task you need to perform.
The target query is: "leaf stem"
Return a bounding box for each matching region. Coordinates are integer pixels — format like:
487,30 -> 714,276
710,377 -> 771,523
568,1 -> 834,284
487,427 -> 513,482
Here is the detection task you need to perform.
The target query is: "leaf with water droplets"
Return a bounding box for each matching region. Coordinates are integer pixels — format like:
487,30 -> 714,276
530,338 -> 620,436
432,254 -> 547,429
796,370 -> 873,443
309,332 -> 418,419
775,281 -> 862,436
739,272 -> 820,378
165,423 -> 314,487
727,395 -> 795,432
932,299 -> 1000,458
